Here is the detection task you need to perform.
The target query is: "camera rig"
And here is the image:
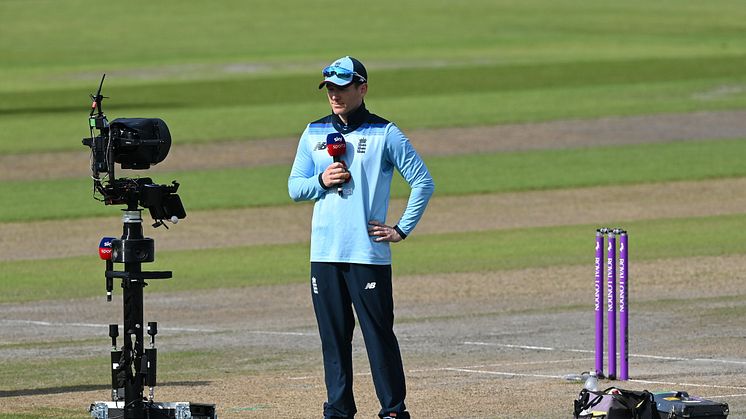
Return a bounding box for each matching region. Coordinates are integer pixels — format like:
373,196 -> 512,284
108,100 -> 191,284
83,74 -> 185,228
82,75 -> 215,419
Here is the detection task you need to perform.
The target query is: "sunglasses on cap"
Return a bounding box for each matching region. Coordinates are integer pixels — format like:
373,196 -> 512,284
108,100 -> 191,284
322,65 -> 367,83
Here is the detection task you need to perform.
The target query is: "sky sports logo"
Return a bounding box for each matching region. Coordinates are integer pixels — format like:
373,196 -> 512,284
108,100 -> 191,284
328,134 -> 344,148
99,237 -> 114,260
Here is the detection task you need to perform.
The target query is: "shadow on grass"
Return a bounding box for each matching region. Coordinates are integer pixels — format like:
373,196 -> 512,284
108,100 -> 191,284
0,381 -> 211,398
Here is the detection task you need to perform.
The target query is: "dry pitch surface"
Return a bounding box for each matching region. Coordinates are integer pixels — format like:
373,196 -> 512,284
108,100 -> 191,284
2,111 -> 746,418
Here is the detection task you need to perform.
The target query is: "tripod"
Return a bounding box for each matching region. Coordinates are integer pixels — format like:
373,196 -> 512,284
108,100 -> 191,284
91,207 -> 215,419
101,207 -> 170,418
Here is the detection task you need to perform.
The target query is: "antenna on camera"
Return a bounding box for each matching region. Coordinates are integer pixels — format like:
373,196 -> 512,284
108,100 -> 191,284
86,74 -> 113,180
90,74 -> 108,117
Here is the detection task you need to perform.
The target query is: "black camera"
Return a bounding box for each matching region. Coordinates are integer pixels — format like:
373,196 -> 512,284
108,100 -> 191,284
84,117 -> 171,172
82,75 -> 186,227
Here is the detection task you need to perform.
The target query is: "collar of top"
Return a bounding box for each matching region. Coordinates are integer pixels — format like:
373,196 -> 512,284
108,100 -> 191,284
332,102 -> 369,134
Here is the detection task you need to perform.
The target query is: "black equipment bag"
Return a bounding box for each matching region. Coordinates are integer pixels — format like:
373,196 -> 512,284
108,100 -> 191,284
574,387 -> 657,419
654,391 -> 728,419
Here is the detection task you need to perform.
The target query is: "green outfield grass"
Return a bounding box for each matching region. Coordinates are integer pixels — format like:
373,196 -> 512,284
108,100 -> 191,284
2,0 -> 746,154
6,55 -> 746,115
2,57 -> 746,154
3,0 -> 744,85
1,138 -> 744,222
2,213 -> 745,304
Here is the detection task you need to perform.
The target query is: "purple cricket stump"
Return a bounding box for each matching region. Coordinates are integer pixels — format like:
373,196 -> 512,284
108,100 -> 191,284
594,229 -> 605,377
618,230 -> 629,380
606,231 -> 617,380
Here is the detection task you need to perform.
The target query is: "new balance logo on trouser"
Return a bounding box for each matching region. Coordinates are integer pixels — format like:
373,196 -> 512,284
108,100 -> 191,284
310,262 -> 409,419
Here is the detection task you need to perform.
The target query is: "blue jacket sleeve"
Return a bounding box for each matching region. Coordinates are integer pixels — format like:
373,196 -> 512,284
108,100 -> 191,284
385,124 -> 435,236
288,127 -> 327,202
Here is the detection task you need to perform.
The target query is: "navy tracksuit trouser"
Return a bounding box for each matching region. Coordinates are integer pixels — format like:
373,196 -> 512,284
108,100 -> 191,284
310,262 -> 407,419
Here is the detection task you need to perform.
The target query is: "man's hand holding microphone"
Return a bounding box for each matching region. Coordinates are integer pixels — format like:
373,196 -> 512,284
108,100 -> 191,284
321,161 -> 351,194
324,133 -> 350,196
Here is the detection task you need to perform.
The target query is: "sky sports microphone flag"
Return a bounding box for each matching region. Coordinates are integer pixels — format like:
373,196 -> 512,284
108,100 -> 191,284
99,236 -> 116,301
326,133 -> 346,161
326,133 -> 347,196
99,236 -> 115,260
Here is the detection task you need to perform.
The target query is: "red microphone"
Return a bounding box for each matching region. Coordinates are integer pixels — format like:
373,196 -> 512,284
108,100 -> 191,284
326,133 -> 348,196
99,237 -> 115,260
98,237 -> 115,301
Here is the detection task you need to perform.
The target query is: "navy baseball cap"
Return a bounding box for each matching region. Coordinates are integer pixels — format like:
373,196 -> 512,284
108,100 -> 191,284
318,56 -> 368,89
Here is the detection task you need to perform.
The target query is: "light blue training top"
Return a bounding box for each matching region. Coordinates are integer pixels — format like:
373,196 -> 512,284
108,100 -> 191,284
288,107 -> 434,265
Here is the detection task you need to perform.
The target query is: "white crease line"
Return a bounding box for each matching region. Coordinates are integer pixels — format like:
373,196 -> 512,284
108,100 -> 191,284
692,358 -> 746,365
159,326 -> 216,332
443,368 -> 746,393
445,368 -> 563,380
463,341 -> 745,365
465,342 -> 555,351
2,319 -> 107,328
630,353 -> 690,361
628,378 -> 746,392
290,358 -> 595,380
707,393 -> 746,399
1,319 -> 216,333
247,331 -> 316,337
408,357 -> 595,373
1,319 -> 318,336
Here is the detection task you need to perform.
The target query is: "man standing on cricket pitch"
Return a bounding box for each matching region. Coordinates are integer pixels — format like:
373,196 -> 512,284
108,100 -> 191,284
288,56 -> 434,419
